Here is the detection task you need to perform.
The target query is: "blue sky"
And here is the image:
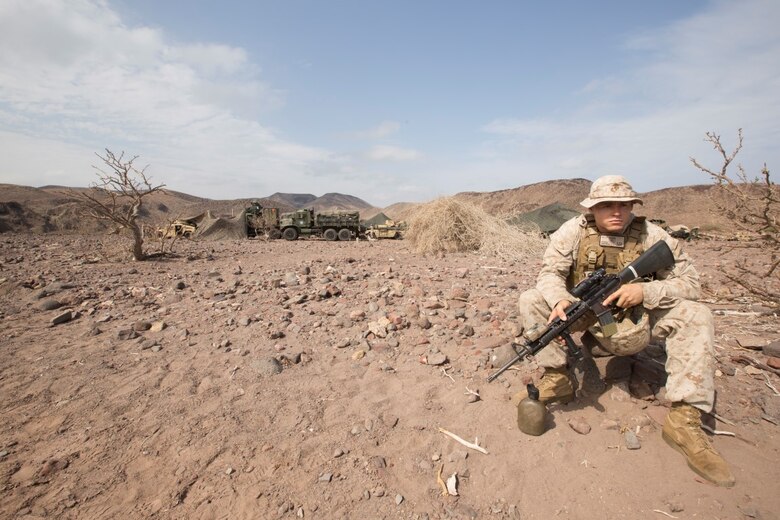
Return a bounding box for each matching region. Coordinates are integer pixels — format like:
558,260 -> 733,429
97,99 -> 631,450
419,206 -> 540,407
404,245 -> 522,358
1,0 -> 778,206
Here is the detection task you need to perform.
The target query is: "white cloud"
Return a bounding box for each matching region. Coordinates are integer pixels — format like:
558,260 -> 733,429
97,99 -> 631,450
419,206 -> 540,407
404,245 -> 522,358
366,144 -> 422,162
477,0 -> 780,193
354,120 -> 401,140
0,0 -> 335,199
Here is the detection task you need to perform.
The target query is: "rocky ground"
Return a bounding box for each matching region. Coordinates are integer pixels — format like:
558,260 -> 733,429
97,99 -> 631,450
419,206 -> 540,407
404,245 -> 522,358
0,233 -> 778,520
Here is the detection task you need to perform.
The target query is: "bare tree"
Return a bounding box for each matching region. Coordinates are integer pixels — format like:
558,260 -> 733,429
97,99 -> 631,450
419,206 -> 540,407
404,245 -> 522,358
74,149 -> 165,261
690,129 -> 779,303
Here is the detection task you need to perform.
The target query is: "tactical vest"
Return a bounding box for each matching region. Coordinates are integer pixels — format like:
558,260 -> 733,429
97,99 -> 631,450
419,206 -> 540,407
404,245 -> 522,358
568,215 -> 646,288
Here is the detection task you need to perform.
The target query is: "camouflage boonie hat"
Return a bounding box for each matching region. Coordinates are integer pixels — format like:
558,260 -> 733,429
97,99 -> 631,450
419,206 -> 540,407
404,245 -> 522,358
580,175 -> 643,209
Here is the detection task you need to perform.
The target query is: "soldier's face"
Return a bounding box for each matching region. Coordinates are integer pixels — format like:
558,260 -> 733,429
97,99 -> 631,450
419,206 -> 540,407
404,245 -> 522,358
591,201 -> 633,234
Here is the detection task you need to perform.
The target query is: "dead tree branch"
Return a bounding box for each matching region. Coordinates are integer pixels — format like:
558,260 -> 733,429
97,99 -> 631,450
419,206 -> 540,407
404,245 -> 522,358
690,130 -> 779,304
72,149 -> 165,261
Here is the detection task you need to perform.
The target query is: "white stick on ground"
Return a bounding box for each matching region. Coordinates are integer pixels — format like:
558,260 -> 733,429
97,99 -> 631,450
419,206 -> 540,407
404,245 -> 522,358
701,424 -> 736,437
438,427 -> 489,454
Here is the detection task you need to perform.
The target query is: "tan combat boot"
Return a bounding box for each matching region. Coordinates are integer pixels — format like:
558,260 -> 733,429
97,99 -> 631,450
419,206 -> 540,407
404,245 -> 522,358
662,403 -> 736,487
513,367 -> 575,405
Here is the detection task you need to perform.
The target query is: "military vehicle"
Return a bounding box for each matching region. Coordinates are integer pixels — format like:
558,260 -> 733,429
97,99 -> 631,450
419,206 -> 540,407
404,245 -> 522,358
158,219 -> 196,239
245,202 -> 282,239
279,209 -> 360,241
365,219 -> 406,240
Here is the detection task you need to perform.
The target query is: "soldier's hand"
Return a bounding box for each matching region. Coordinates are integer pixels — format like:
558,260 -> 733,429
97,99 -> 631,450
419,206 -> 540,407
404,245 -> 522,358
547,300 -> 572,323
603,284 -> 644,308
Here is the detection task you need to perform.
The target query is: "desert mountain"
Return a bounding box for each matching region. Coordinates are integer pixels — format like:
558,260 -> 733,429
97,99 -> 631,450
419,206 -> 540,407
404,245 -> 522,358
0,179 -> 729,234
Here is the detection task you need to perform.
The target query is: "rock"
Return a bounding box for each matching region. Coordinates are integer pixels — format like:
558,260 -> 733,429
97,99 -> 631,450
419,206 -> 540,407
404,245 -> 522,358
666,500 -> 684,513
50,309 -> 73,325
474,336 -> 505,351
447,450 -> 468,462
609,381 -> 633,402
369,456 -> 386,469
767,357 -> 780,370
381,413 -> 399,428
133,321 -> 152,332
417,317 -> 431,330
764,341 -> 780,358
150,345 -> 162,353
395,494 -> 404,505
319,472 -> 333,482
150,321 -> 166,332
600,419 -> 620,430
173,281 -> 186,290
333,448 -> 344,458
567,417 -> 591,435
38,299 -> 62,311
117,329 -> 139,340
624,430 -> 641,450
458,325 -> 475,337
489,344 -> 517,369
426,353 -> 448,366
252,357 -> 282,376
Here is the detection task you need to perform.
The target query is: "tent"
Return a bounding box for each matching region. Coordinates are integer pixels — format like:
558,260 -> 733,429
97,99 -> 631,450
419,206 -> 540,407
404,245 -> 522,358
509,203 -> 581,236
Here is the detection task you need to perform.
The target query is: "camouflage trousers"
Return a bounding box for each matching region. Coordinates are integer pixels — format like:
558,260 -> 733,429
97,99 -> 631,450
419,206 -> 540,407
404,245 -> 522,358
517,289 -> 716,412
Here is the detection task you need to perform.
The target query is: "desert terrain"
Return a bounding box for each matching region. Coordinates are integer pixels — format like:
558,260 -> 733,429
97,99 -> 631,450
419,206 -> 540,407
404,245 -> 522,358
0,227 -> 778,520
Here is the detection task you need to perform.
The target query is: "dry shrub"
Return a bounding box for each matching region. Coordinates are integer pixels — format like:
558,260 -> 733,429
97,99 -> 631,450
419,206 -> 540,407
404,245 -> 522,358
405,197 -> 547,262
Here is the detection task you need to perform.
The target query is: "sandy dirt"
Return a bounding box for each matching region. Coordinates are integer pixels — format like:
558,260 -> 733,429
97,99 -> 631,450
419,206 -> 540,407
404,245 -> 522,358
1,234 -> 778,519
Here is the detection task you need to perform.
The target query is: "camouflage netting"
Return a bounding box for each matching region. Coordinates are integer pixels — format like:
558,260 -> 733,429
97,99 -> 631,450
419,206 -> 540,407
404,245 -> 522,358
405,197 -> 548,262
187,210 -> 248,241
363,212 -> 392,227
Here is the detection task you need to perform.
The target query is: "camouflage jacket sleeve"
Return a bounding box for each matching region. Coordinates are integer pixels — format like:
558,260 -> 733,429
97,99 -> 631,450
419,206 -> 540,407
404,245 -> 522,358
535,216 -> 701,310
640,221 -> 701,309
535,216 -> 583,309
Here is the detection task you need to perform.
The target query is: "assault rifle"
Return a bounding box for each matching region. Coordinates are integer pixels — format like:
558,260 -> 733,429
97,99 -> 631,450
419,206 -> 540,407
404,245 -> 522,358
487,240 -> 675,382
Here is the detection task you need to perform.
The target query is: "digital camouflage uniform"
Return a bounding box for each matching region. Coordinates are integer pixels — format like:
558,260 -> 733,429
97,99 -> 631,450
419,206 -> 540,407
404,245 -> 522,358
518,214 -> 716,413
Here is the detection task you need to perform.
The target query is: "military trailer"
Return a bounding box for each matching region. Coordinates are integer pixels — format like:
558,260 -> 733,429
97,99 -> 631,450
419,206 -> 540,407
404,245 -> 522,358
245,202 -> 282,239
365,219 -> 406,240
157,219 -> 197,239
279,209 -> 360,241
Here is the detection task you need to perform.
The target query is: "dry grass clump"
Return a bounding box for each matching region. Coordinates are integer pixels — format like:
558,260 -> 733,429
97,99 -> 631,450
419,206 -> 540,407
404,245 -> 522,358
405,197 -> 547,262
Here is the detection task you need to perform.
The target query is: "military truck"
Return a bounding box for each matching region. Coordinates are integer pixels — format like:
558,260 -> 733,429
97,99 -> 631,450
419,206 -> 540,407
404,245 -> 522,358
158,219 -> 197,239
279,209 -> 360,241
245,202 -> 282,239
365,219 -> 406,240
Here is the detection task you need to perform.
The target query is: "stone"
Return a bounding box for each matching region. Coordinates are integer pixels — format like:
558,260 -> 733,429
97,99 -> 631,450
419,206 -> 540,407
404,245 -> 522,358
609,381 -> 633,402
117,329 -> 139,340
600,419 -> 620,430
150,321 -> 166,332
369,456 -> 386,469
38,299 -> 62,311
252,357 -> 282,376
567,417 -> 591,435
426,353 -> 448,366
764,341 -> 780,358
624,430 -> 641,450
50,310 -> 73,325
395,494 -> 404,505
766,357 -> 780,370
173,281 -> 186,290
133,321 -> 152,332
489,344 -> 517,369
